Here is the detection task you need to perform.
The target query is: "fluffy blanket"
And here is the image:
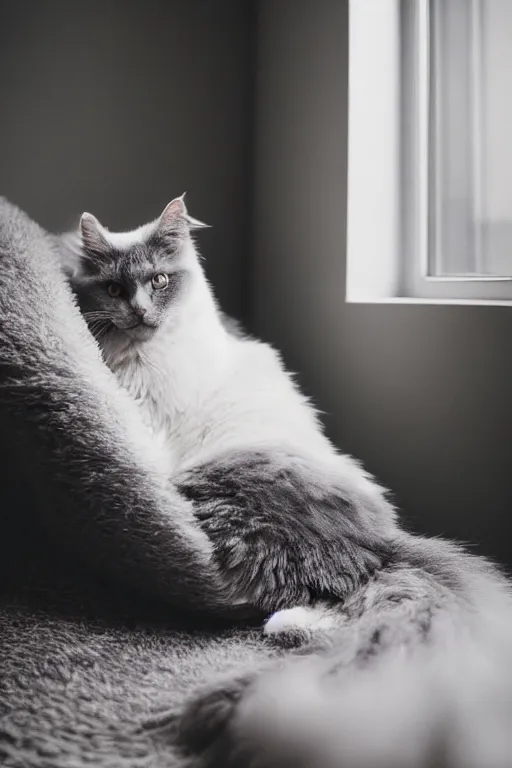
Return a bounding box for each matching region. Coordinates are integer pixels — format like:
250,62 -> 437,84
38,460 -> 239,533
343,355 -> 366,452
0,198 -> 275,767
2,198 -> 512,768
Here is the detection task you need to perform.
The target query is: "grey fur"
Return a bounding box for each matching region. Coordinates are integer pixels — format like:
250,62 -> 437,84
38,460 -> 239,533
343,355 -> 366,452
2,197 -> 512,767
0,599 -> 273,768
177,450 -> 393,613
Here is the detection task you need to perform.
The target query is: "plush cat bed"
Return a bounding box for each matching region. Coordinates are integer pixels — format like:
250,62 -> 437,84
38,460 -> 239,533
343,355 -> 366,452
2,197 -> 512,768
0,197 -> 277,767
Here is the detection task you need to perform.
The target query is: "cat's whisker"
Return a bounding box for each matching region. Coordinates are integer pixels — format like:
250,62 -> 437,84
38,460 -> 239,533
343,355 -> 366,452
84,311 -> 112,321
95,323 -> 112,340
88,319 -> 112,340
87,319 -> 104,334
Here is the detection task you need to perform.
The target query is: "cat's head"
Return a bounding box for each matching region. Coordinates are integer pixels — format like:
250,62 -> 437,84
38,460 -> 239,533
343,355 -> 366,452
65,195 -> 208,343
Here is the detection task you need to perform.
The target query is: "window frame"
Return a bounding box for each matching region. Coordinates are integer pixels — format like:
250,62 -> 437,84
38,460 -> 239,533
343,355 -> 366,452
346,0 -> 512,305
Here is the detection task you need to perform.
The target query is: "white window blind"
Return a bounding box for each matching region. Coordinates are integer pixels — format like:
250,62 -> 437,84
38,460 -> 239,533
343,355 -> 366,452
431,0 -> 512,278
346,0 -> 512,304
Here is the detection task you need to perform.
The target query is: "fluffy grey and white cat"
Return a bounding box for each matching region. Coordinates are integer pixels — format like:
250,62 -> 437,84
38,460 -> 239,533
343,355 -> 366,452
60,197 -> 512,658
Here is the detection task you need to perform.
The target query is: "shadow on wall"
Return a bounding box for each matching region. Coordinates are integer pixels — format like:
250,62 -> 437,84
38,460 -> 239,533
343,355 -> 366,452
250,0 -> 512,570
0,0 -> 255,320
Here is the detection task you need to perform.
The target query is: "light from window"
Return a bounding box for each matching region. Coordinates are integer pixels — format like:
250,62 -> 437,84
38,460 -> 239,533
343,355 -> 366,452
430,0 -> 512,278
346,0 -> 512,304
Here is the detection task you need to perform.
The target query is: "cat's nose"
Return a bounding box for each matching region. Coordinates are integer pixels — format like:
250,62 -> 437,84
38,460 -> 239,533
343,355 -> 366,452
132,306 -> 147,317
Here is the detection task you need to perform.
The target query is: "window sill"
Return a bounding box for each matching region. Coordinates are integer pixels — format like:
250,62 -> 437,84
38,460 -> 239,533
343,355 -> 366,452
346,296 -> 512,307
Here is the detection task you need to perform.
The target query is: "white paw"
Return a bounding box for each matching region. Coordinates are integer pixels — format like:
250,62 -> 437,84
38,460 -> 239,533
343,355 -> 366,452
264,605 -> 341,637
264,607 -> 312,636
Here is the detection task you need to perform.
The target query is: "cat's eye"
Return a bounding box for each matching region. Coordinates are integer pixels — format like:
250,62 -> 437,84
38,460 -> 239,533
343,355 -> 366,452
152,273 -> 169,290
107,283 -> 122,298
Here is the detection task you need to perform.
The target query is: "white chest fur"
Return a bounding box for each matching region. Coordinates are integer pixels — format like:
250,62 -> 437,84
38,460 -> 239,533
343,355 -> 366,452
101,292 -> 336,479
105,316 -> 231,471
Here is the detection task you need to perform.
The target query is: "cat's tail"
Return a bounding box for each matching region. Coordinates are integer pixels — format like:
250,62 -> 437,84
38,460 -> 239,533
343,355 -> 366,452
178,535 -> 512,767
228,625 -> 512,768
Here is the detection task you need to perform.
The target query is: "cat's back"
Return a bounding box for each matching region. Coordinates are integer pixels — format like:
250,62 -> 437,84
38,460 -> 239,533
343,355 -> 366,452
188,332 -> 333,464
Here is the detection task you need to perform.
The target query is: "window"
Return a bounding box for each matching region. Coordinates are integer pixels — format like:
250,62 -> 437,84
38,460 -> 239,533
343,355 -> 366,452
346,0 -> 512,304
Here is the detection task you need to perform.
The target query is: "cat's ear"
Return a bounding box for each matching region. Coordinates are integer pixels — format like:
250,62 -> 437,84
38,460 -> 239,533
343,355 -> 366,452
80,212 -> 110,257
158,194 -> 210,234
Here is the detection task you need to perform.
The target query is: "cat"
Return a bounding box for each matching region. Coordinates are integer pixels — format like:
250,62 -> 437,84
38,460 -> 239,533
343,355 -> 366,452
59,197 -> 512,655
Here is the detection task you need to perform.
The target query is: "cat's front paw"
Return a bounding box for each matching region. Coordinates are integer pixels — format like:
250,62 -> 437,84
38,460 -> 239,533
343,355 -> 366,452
264,605 -> 340,649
